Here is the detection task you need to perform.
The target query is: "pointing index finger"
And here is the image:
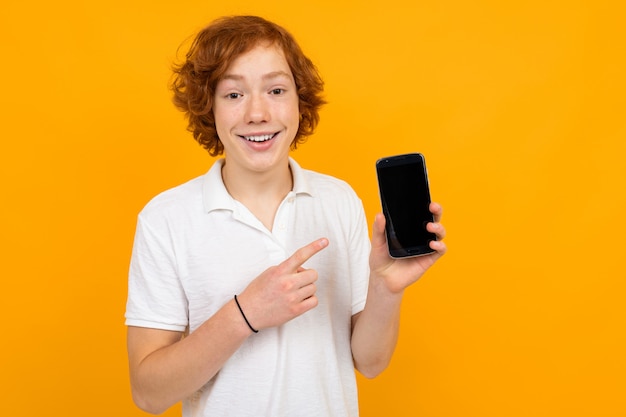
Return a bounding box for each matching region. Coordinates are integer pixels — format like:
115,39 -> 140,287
281,238 -> 329,272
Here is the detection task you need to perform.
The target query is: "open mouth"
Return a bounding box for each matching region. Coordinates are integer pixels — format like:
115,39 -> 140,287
241,133 -> 277,143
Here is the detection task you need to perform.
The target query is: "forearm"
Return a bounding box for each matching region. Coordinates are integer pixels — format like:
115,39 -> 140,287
129,299 -> 252,414
351,278 -> 404,378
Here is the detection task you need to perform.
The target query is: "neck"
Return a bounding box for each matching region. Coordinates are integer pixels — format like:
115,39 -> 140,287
222,159 -> 292,199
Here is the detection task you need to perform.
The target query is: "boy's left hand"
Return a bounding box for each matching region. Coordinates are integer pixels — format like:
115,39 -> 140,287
369,202 -> 447,294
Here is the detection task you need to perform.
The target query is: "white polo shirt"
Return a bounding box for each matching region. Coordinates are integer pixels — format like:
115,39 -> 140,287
126,158 -> 370,417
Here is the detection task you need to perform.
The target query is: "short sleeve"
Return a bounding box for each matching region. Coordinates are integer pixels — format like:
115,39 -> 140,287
125,213 -> 188,332
349,194 -> 371,316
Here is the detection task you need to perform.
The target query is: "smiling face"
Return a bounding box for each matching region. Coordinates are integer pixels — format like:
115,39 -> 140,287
213,43 -> 300,177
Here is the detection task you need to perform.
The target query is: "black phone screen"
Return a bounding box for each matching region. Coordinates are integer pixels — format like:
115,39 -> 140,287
376,153 -> 436,258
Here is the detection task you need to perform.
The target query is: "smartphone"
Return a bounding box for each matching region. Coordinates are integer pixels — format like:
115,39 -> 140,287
376,153 -> 437,258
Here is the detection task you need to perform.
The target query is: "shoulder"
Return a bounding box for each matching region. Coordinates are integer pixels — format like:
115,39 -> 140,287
299,168 -> 364,217
302,169 -> 359,199
290,158 -> 358,201
138,175 -> 205,223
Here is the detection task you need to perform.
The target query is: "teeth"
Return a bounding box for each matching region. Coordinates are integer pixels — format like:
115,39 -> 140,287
244,134 -> 274,142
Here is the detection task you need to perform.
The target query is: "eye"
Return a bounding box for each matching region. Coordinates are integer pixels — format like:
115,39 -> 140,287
269,88 -> 285,95
226,92 -> 242,99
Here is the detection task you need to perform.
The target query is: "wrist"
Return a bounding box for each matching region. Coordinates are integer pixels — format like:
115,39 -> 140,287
368,274 -> 405,303
234,294 -> 259,334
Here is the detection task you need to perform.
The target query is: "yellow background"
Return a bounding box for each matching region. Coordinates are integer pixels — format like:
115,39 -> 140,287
1,1 -> 624,416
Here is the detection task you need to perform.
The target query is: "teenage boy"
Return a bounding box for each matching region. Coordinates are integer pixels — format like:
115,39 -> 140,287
126,15 -> 446,417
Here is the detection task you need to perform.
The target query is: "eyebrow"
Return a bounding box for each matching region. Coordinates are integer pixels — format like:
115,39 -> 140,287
220,71 -> 293,82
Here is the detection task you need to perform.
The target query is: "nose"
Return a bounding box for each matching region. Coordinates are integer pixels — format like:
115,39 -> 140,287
244,94 -> 270,124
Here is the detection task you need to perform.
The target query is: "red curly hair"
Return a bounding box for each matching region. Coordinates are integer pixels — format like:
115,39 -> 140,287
170,16 -> 326,156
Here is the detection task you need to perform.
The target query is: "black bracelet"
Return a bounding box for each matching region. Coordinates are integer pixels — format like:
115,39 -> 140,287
234,294 -> 259,333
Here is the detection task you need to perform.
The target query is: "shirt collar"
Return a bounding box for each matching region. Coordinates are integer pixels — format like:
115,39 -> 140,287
202,157 -> 313,213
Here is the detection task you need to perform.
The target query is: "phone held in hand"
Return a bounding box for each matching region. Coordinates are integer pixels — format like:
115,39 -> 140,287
376,153 -> 437,258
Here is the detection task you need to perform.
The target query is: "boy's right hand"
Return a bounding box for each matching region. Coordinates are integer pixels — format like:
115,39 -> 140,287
236,238 -> 329,331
